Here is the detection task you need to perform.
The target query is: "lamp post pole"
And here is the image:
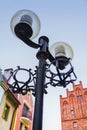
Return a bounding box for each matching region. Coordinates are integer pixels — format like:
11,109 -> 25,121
33,36 -> 49,130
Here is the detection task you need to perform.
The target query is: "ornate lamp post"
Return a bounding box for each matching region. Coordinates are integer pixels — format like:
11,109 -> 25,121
9,9 -> 77,130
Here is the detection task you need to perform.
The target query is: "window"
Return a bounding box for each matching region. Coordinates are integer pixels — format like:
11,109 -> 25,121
77,95 -> 82,100
22,104 -> 29,118
73,122 -> 77,128
2,104 -> 10,121
69,94 -> 75,104
71,110 -> 74,115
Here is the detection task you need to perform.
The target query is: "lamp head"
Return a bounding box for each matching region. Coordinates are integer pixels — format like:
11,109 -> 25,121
50,42 -> 74,70
10,9 -> 41,39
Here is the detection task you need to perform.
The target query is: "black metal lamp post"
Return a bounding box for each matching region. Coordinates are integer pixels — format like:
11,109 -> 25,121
9,9 -> 77,130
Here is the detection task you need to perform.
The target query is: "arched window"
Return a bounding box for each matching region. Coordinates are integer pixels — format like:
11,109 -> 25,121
63,100 -> 68,107
75,88 -> 83,100
75,87 -> 82,96
62,100 -> 68,120
69,94 -> 75,104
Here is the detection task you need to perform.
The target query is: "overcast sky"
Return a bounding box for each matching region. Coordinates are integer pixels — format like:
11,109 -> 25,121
0,0 -> 87,130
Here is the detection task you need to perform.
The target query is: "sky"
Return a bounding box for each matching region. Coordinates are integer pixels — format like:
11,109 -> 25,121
0,0 -> 87,130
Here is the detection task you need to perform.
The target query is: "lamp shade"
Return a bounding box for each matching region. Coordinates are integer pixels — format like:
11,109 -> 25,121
49,42 -> 74,60
10,9 -> 41,39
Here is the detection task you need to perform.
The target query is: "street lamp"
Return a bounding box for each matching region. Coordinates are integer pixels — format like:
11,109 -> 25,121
9,9 -> 77,130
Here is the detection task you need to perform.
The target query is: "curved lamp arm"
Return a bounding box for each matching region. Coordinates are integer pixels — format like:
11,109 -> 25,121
15,30 -> 41,49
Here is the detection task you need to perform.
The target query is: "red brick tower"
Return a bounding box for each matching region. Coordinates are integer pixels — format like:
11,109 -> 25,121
60,81 -> 87,130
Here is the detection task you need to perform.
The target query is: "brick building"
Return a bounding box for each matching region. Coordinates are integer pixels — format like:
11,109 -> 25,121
60,81 -> 87,130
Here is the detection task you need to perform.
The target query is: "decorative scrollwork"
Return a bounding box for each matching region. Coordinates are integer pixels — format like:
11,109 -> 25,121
7,58 -> 77,96
8,66 -> 36,95
45,58 -> 77,88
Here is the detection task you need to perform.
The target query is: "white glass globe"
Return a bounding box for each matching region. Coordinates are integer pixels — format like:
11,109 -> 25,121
10,9 -> 41,39
49,41 -> 74,60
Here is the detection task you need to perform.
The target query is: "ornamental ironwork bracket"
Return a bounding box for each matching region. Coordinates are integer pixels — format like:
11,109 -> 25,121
7,58 -> 77,96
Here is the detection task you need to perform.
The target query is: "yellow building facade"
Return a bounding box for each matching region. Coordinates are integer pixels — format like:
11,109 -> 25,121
0,79 -> 20,130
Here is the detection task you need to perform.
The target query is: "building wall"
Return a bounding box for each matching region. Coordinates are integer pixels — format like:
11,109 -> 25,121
14,92 -> 34,130
3,69 -> 33,130
0,94 -> 15,130
60,81 -> 87,130
0,82 -> 19,130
